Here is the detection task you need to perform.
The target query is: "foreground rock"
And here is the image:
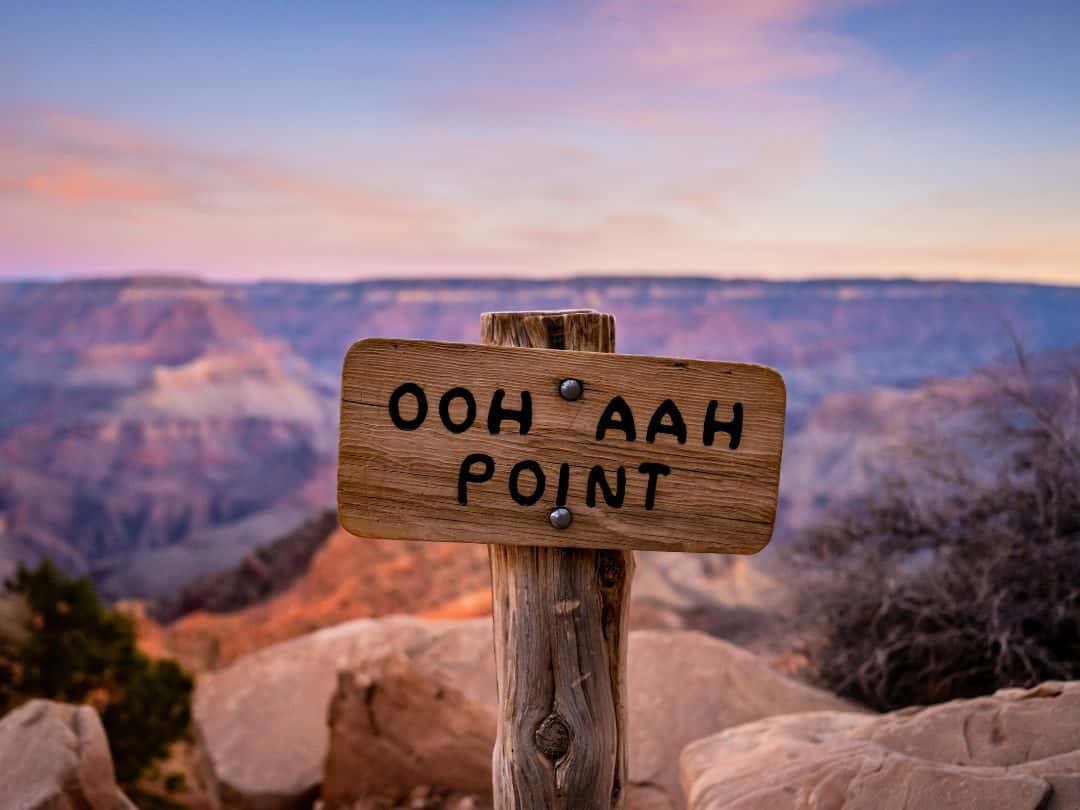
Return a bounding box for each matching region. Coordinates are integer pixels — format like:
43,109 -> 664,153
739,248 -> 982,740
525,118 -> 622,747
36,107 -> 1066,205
627,630 -> 856,807
0,699 -> 136,810
681,681 -> 1080,810
195,616 -> 854,809
322,654 -> 495,806
195,616 -> 492,809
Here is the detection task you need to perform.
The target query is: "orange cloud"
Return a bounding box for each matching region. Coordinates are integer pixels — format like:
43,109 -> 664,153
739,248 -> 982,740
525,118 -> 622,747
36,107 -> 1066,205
0,97 -> 833,279
25,165 -> 163,204
0,104 -> 444,233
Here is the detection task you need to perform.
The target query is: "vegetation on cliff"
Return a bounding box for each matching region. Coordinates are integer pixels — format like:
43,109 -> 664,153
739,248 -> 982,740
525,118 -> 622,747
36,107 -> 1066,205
0,561 -> 193,800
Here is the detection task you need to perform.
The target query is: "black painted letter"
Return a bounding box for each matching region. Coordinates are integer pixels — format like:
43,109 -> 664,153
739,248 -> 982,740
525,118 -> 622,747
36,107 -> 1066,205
637,462 -> 671,510
595,396 -> 637,441
439,387 -> 477,434
586,465 -> 626,508
487,389 -> 532,435
646,399 -> 687,444
703,401 -> 743,449
388,382 -> 427,431
457,454 -> 494,505
508,459 -> 546,506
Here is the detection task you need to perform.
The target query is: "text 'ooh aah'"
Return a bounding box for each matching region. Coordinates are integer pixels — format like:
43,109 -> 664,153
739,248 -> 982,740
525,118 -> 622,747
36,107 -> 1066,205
387,382 -> 744,512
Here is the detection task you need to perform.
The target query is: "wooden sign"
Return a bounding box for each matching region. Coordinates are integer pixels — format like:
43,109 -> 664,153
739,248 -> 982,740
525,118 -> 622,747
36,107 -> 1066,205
338,338 -> 786,553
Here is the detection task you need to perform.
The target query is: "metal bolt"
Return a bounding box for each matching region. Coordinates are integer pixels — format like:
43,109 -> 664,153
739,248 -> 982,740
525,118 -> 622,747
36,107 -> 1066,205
559,378 -> 583,401
549,507 -> 573,529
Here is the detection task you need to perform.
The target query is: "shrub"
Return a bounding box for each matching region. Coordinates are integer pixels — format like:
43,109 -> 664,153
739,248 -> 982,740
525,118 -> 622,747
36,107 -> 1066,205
792,354 -> 1080,711
1,561 -> 193,789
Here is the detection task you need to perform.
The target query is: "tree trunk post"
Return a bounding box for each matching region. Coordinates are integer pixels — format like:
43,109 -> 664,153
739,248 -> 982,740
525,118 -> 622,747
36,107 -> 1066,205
481,310 -> 633,810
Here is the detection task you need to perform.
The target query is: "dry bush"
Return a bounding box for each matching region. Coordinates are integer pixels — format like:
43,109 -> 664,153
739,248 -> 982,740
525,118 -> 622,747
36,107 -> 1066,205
791,351 -> 1080,711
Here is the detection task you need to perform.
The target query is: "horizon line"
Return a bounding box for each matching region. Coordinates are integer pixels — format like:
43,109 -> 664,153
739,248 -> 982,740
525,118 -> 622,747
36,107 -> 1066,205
2,270 -> 1079,291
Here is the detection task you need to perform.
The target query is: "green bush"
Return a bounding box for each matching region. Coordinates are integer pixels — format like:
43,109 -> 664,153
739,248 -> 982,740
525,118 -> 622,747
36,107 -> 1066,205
1,561 -> 193,787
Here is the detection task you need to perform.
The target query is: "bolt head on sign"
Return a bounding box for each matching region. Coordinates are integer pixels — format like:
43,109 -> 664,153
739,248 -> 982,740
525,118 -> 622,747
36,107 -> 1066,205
337,338 -> 786,554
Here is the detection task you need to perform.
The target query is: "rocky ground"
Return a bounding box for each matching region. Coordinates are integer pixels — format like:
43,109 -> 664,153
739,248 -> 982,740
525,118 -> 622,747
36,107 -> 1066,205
192,616 -> 854,809
6,613 -> 1078,810
681,681 -> 1080,810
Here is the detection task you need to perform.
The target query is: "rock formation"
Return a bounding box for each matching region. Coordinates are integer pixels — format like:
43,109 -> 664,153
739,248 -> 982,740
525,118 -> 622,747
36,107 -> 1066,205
152,530 -> 491,671
194,616 -> 855,809
0,699 -> 136,810
680,681 -> 1080,810
322,654 -> 496,806
193,616 -> 489,810
6,276 -> 1080,596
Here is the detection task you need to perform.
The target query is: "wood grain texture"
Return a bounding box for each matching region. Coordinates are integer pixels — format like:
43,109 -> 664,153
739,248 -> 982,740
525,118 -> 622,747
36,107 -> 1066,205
337,333 -> 785,554
483,310 -> 631,810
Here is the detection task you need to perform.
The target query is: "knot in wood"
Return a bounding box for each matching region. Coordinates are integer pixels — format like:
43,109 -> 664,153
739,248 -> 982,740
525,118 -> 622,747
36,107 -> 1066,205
534,713 -> 572,762
596,550 -> 625,589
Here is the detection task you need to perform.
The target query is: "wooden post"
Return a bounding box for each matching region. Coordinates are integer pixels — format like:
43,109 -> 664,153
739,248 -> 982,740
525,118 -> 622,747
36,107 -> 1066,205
481,310 -> 633,810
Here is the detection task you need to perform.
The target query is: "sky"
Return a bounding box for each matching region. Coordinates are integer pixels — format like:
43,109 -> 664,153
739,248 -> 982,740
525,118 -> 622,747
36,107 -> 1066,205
2,1 -> 1079,284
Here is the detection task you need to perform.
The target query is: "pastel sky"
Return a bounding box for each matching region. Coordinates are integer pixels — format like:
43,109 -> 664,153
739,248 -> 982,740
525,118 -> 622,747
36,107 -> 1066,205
2,1 -> 1079,283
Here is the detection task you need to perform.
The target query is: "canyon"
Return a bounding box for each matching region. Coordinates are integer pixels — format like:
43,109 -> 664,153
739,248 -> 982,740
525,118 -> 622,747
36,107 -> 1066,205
1,275 -> 1078,602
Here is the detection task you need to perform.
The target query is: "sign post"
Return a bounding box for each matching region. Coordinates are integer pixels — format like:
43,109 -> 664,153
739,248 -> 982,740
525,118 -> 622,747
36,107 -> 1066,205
337,309 -> 786,809
482,310 -> 630,810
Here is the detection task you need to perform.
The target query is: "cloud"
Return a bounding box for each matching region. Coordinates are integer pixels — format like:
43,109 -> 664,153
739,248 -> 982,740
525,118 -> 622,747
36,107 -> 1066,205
0,103 -> 441,232
422,0 -> 896,136
0,94 -> 836,278
0,1 -> 905,279
593,0 -> 873,86
24,165 -> 163,204
6,3 -> 1074,285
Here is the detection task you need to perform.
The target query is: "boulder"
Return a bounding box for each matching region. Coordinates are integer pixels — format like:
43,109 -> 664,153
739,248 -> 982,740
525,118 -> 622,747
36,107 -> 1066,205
319,630 -> 856,810
194,615 -> 492,810
322,654 -> 496,806
627,630 -> 856,806
0,699 -> 136,810
195,617 -> 856,810
680,681 -> 1080,810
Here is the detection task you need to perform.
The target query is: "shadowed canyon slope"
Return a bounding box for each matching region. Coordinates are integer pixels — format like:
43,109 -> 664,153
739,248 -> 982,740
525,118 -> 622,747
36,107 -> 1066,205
2,276 -> 1079,598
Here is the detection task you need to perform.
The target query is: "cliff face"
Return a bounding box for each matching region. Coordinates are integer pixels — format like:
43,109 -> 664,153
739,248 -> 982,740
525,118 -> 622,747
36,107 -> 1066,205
0,278 -> 335,596
241,277 -> 1080,429
2,276 -> 1078,599
138,528 -> 492,671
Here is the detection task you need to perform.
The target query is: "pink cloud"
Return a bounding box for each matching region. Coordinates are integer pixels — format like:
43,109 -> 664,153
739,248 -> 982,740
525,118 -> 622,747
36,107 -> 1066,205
0,104 -> 444,231
24,165 -> 164,204
422,0 -> 897,137
9,3 -> 1071,285
0,97 -> 832,278
593,0 -> 863,87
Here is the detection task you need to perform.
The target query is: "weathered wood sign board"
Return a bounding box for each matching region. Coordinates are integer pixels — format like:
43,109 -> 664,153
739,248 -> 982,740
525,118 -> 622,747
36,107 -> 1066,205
338,338 -> 786,553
